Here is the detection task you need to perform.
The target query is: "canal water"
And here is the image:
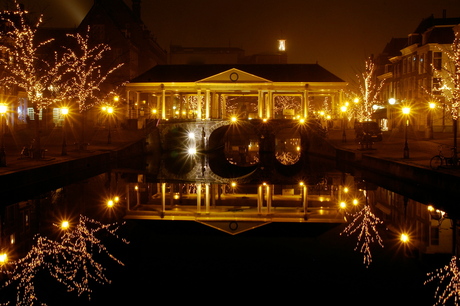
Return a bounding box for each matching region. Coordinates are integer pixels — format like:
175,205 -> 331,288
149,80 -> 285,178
0,154 -> 456,306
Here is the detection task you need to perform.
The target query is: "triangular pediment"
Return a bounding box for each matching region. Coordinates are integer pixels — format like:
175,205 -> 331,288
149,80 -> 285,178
198,68 -> 271,83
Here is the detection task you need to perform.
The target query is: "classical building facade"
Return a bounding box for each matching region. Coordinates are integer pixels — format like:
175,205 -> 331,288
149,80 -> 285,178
376,14 -> 460,134
125,63 -> 346,124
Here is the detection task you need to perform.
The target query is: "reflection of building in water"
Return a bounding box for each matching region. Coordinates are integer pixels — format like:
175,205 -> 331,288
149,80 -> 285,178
369,185 -> 453,256
124,178 -> 347,235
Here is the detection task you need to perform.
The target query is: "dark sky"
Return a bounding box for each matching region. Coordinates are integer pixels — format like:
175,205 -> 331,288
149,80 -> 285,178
18,0 -> 460,82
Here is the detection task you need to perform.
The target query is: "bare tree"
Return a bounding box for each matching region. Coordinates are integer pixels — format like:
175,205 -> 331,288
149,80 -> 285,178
0,1 -> 66,158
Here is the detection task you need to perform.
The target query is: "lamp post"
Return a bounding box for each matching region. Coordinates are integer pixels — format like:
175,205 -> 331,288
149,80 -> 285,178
428,102 -> 436,139
388,98 -> 396,131
61,107 -> 69,156
402,107 -> 411,159
341,105 -> 347,143
103,105 -> 114,144
0,104 -> 7,167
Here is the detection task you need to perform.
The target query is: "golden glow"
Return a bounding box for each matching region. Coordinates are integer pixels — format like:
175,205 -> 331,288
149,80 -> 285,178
352,199 -> 359,206
107,199 -> 114,208
231,181 -> 237,188
278,39 -> 286,52
429,102 -> 436,109
188,132 -> 195,139
354,98 -> 360,103
402,107 -> 410,115
61,220 -> 70,230
339,201 -> 346,209
428,205 -> 435,212
0,253 -> 7,264
187,147 -> 197,155
231,116 -> 237,122
388,98 -> 396,105
262,118 -> 268,122
61,107 -> 69,115
340,105 -> 347,112
400,233 -> 410,243
343,187 -> 349,193
298,118 -> 305,124
299,181 -> 304,186
173,193 -> 180,200
114,196 -> 120,203
152,109 -> 157,114
0,104 -> 7,114
113,96 -> 119,102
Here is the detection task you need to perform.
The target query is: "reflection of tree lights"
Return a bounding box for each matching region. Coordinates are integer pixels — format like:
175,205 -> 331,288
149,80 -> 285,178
341,205 -> 384,267
1,215 -> 128,305
425,255 -> 460,305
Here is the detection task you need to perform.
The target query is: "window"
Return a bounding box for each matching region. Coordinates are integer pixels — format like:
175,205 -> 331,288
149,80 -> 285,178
433,52 -> 442,70
432,78 -> 442,95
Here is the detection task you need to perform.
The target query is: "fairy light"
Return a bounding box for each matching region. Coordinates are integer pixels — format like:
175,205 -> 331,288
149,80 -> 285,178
0,215 -> 128,304
425,256 -> 460,305
62,26 -> 124,113
340,204 -> 384,267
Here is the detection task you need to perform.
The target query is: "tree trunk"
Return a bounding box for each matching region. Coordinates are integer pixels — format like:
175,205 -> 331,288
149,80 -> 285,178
32,109 -> 42,159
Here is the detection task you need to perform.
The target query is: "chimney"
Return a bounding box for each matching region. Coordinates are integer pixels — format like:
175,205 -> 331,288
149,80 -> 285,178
132,0 -> 141,20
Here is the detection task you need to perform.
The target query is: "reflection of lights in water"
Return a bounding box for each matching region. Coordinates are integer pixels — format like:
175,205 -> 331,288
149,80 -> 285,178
1,215 -> 128,305
425,255 -> 460,306
340,205 -> 384,267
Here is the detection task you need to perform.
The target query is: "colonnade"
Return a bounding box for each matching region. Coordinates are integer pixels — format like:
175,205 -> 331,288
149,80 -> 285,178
126,87 -> 316,121
127,182 -> 310,216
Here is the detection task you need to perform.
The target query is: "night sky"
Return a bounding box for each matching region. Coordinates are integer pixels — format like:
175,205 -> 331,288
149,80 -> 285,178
17,0 -> 460,81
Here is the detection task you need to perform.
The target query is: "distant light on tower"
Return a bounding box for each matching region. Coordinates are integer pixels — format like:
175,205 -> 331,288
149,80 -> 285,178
278,39 -> 286,52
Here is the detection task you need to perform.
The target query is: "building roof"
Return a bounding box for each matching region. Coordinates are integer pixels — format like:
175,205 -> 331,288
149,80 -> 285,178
413,15 -> 460,35
130,64 -> 345,83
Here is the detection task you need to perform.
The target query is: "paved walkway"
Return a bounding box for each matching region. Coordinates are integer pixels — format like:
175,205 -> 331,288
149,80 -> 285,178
327,127 -> 460,176
0,125 -> 145,175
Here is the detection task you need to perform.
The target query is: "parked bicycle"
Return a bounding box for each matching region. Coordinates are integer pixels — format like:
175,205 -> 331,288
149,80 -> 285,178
430,145 -> 456,170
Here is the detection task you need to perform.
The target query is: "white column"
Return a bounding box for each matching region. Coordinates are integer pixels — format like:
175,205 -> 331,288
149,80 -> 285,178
258,90 -> 264,119
266,184 -> 272,214
266,91 -> 273,119
302,185 -> 308,213
205,183 -> 210,213
197,90 -> 202,119
205,90 -> 210,120
303,89 -> 309,119
196,183 -> 202,212
161,183 -> 166,213
161,89 -> 166,120
257,185 -> 263,214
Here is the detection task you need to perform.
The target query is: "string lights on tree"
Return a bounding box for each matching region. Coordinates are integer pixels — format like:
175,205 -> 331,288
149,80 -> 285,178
0,1 -> 68,158
340,204 -> 384,267
0,215 -> 128,305
349,56 -> 385,122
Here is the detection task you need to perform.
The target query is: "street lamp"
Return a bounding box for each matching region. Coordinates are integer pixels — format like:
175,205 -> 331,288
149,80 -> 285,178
428,102 -> 436,139
341,105 -> 348,143
61,107 -> 69,156
402,107 -> 411,159
102,105 -> 114,144
0,104 -> 7,167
